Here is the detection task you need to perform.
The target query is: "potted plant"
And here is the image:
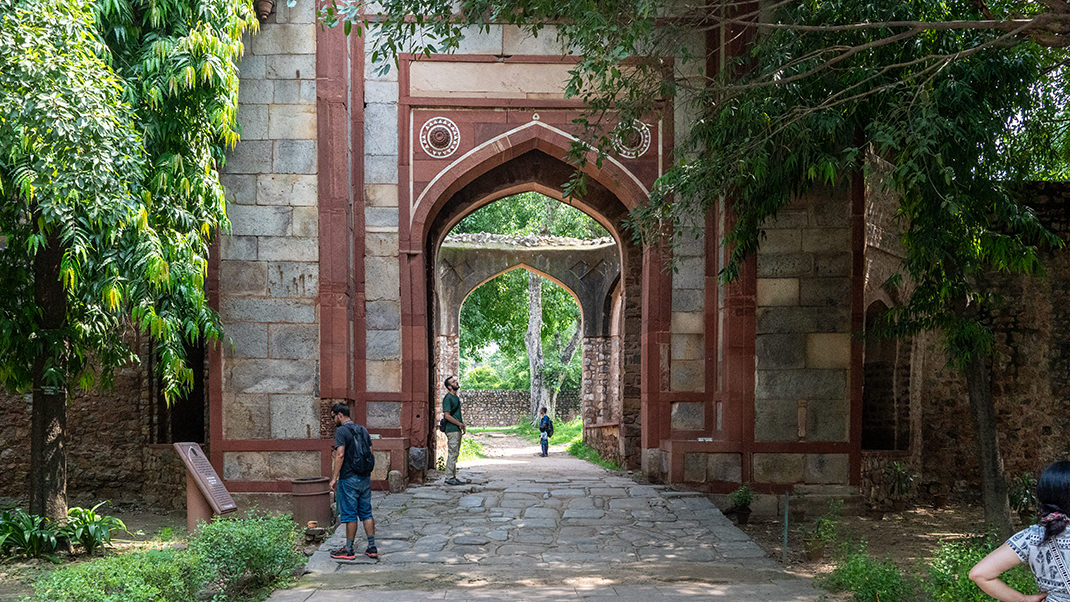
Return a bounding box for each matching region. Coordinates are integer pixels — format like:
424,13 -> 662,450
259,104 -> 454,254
728,484 -> 754,525
886,461 -> 915,511
1009,472 -> 1038,524
801,499 -> 843,561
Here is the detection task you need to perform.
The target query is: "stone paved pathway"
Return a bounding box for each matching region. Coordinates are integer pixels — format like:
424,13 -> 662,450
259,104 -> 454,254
267,434 -> 820,601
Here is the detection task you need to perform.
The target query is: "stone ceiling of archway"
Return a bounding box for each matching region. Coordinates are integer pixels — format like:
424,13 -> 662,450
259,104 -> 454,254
436,236 -> 620,338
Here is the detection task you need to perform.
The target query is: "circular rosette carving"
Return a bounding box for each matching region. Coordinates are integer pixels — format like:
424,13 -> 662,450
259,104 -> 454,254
613,120 -> 651,159
420,117 -> 461,159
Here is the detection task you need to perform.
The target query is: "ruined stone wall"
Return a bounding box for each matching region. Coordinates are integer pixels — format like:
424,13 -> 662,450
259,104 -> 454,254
217,2 -> 323,482
0,333 -> 156,505
904,183 -> 1070,497
460,390 -> 581,427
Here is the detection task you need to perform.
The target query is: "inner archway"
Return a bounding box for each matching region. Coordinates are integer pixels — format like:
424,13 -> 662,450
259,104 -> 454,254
421,148 -> 647,470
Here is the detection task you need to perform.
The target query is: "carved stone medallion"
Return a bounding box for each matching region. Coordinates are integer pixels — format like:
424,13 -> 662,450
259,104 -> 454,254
420,117 -> 461,159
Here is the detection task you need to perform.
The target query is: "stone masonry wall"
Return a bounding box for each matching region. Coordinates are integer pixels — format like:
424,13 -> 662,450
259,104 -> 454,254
914,183 -> 1070,497
752,187 -> 853,484
217,2 -> 322,481
461,389 -> 581,427
0,332 -> 156,505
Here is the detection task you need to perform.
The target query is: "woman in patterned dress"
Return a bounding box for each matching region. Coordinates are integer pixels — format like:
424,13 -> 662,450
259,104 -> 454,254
970,461 -> 1070,602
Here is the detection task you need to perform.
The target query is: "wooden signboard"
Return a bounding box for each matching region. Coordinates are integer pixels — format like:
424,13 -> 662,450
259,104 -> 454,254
173,442 -> 237,515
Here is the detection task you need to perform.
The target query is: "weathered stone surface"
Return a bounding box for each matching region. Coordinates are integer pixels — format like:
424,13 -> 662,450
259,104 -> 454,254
755,334 -> 806,370
221,174 -> 257,204
365,184 -> 399,207
670,360 -> 704,392
753,453 -> 805,483
365,300 -> 401,330
238,79 -> 273,104
266,54 -> 315,80
805,454 -> 849,484
273,140 -> 317,174
672,256 -> 705,290
388,470 -> 405,493
223,321 -> 269,359
365,257 -> 400,300
257,174 -> 317,206
225,139 -> 273,174
366,232 -> 399,257
806,402 -> 849,442
268,323 -> 318,359
266,261 -> 318,298
671,289 -> 704,313
671,311 -> 704,334
683,452 -> 707,482
671,402 -> 705,431
503,24 -> 569,55
754,398 -> 799,442
756,254 -> 813,278
229,204 -> 292,237
756,307 -> 849,334
365,207 -> 399,229
371,450 -> 390,481
236,104 -> 268,140
366,329 -> 401,361
364,155 -> 399,184
755,369 -> 846,400
671,333 -> 704,361
222,297 -> 315,323
220,260 -> 268,295
364,81 -> 399,104
799,277 -> 851,307
708,453 -> 743,483
366,401 -> 402,429
814,252 -> 853,276
223,393 -> 270,439
291,207 -> 318,237
257,236 -> 318,261
221,235 -> 258,261
270,395 -> 317,439
801,228 -> 850,253
252,24 -> 317,55
366,360 -> 402,392
807,333 -> 851,369
228,358 -> 317,395
364,103 -> 399,155
223,451 -> 319,480
761,229 -> 801,254
756,278 -> 800,307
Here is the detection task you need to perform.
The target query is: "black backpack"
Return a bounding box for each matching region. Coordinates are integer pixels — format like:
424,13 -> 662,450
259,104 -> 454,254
541,415 -> 554,438
343,422 -> 375,477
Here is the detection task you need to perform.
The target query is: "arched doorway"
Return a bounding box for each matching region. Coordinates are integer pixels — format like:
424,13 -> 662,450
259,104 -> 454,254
401,123 -> 668,474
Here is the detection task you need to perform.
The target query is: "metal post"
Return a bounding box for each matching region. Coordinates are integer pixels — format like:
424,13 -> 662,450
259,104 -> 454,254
782,491 -> 790,563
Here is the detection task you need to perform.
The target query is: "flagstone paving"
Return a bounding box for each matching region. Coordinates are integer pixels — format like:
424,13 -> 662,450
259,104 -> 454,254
267,435 -> 821,601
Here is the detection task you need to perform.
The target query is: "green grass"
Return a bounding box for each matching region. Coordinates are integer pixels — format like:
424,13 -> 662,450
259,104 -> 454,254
567,440 -> 622,471
471,418 -> 620,470
458,436 -> 485,462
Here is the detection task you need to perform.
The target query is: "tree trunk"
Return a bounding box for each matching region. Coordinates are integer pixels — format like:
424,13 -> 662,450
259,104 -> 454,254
548,326 -> 581,418
525,271 -> 547,425
29,233 -> 68,520
965,354 -> 1012,537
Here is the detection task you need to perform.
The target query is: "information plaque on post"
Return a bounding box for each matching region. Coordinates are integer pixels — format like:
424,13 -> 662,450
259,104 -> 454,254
173,442 -> 237,531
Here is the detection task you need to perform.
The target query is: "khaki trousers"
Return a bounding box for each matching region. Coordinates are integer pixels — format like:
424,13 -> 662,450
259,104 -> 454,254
445,430 -> 463,479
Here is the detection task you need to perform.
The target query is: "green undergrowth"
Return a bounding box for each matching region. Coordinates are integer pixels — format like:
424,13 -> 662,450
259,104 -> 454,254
458,436 -> 486,462
821,536 -> 1039,602
567,440 -> 622,471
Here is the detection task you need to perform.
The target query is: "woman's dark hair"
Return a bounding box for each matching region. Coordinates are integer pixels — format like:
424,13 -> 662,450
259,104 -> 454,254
1037,461 -> 1070,541
331,403 -> 350,417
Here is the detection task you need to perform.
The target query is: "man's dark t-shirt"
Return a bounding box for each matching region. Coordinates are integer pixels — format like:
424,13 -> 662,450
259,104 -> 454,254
442,393 -> 462,433
334,420 -> 372,478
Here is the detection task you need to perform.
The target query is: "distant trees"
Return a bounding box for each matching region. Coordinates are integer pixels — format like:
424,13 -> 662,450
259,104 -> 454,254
453,192 -> 608,421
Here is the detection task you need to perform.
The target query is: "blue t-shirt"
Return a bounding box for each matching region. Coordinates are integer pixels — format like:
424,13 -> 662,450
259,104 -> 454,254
1007,524 -> 1070,600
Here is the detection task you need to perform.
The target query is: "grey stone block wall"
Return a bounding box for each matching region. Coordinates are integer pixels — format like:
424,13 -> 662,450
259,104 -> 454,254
752,187 -> 853,485
219,4 -> 321,480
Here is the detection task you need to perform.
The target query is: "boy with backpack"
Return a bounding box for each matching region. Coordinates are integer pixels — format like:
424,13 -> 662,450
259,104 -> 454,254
538,407 -> 553,457
328,403 -> 378,560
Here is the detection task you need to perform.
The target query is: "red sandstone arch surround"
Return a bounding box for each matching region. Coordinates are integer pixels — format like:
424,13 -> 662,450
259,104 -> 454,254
397,120 -> 672,469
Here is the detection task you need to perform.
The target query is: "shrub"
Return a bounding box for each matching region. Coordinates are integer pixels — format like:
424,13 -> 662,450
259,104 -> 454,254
822,544 -> 914,602
925,536 -> 1039,601
728,485 -> 754,509
567,440 -> 621,470
801,499 -> 844,553
64,502 -> 128,555
1,508 -> 59,559
25,548 -> 207,602
188,510 -> 303,596
459,436 -> 485,461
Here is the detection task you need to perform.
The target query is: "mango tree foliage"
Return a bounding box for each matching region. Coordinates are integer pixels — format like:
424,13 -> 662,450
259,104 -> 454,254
0,0 -> 256,517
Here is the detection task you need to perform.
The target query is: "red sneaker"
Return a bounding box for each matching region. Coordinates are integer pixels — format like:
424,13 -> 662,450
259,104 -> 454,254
330,547 -> 355,560
364,546 -> 379,559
